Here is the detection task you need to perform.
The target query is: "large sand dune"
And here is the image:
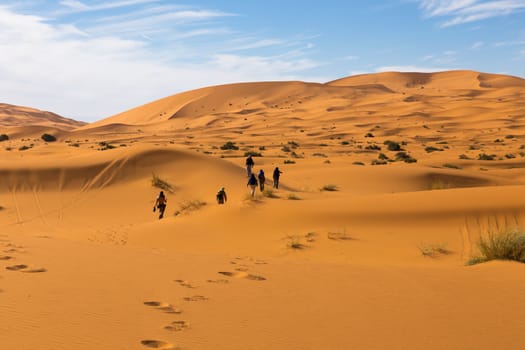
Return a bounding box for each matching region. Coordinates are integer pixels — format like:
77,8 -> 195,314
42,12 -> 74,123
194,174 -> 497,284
2,70 -> 525,349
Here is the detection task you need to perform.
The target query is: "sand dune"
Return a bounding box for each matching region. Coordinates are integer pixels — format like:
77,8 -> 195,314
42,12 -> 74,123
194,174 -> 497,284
2,70 -> 525,349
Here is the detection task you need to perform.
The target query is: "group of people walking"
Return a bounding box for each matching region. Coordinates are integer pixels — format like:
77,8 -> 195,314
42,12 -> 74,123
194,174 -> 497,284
245,155 -> 282,197
152,155 -> 284,219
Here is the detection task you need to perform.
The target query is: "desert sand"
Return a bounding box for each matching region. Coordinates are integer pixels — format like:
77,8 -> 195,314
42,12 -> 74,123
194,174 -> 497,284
2,70 -> 525,349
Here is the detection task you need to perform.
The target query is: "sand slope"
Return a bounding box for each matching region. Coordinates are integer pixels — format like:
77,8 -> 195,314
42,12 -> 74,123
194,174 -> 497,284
2,70 -> 525,350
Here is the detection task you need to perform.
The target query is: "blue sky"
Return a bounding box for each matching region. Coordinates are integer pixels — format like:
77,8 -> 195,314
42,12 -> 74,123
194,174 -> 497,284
1,0 -> 525,122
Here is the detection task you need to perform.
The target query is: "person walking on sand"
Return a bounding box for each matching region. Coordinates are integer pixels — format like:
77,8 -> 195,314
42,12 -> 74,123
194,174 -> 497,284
216,187 -> 227,204
153,191 -> 167,219
258,169 -> 266,192
247,173 -> 258,197
273,167 -> 282,189
245,155 -> 255,177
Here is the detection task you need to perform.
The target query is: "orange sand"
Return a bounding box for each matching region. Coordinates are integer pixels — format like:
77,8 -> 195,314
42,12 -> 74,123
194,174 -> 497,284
2,70 -> 525,349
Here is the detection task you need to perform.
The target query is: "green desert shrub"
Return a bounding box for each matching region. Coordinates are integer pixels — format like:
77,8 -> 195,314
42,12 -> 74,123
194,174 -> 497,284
220,141 -> 239,150
384,140 -> 401,151
467,228 -> 525,265
478,153 -> 495,160
425,146 -> 442,153
41,133 -> 56,142
443,163 -> 461,169
0,134 -> 8,142
284,159 -> 295,164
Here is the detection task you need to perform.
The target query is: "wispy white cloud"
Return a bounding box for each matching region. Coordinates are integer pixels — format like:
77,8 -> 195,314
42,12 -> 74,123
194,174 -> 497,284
470,40 -> 484,48
375,65 -> 452,72
0,5 -> 323,121
419,0 -> 525,26
59,0 -> 161,13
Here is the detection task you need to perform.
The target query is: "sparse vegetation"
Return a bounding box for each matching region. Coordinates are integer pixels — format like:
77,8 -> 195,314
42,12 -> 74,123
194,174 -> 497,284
321,184 -> 338,191
284,159 -> 296,164
478,153 -> 495,160
505,153 -> 516,159
365,145 -> 381,151
371,159 -> 388,165
313,153 -> 327,158
395,152 -> 417,163
41,133 -> 56,142
352,161 -> 365,166
69,143 -> 80,147
98,141 -> 116,150
262,189 -> 279,198
425,146 -> 443,153
467,228 -> 525,265
244,151 -> 262,157
418,243 -> 450,258
364,132 -> 374,138
327,230 -> 352,241
0,134 -> 8,142
286,235 -> 307,250
220,141 -> 239,150
19,145 -> 31,151
151,173 -> 174,193
281,145 -> 291,152
443,163 -> 461,169
341,141 -> 350,145
384,140 -> 401,151
287,193 -> 301,200
378,153 -> 389,160
174,200 -> 206,216
459,154 -> 470,160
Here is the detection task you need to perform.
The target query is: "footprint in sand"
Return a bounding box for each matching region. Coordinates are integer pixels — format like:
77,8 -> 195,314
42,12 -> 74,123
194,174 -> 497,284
206,279 -> 230,284
6,264 -> 27,271
218,271 -> 266,281
143,301 -> 182,314
164,320 -> 190,332
140,339 -> 175,349
5,264 -> 46,273
174,279 -> 196,288
183,295 -> 208,302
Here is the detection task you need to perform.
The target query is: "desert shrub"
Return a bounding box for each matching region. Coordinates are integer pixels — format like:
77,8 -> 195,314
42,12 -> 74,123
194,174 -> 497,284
19,145 -> 31,151
151,173 -> 174,193
478,153 -> 495,160
467,228 -> 525,265
505,153 -> 516,159
324,159 -> 331,164
286,235 -> 307,250
327,230 -> 352,241
220,141 -> 239,150
384,140 -> 401,151
378,153 -> 389,160
98,141 -> 116,150
319,143 -> 328,147
425,146 -> 442,153
290,151 -> 303,158
281,145 -> 291,152
69,143 -> 80,147
258,146 -> 265,150
244,151 -> 262,157
288,141 -> 299,148
505,135 -> 515,139
262,189 -> 279,198
174,200 -> 206,216
459,154 -> 470,160
443,163 -> 461,169
418,243 -> 450,258
284,159 -> 295,164
313,153 -> 327,158
365,145 -> 381,151
394,151 -> 410,161
371,159 -> 388,165
352,161 -> 365,166
494,139 -> 504,143
364,132 -> 374,138
41,133 -> 56,142
341,141 -> 350,145
321,184 -> 338,191
0,134 -> 8,142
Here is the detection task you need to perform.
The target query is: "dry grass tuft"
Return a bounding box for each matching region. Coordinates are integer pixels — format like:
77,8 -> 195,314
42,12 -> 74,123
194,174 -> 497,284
467,228 -> 525,265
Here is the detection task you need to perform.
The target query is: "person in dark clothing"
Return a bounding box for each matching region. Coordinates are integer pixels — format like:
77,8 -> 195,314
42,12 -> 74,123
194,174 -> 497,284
216,187 -> 227,204
245,155 -> 255,177
153,191 -> 167,219
273,167 -> 282,189
247,173 -> 258,197
257,169 -> 266,192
